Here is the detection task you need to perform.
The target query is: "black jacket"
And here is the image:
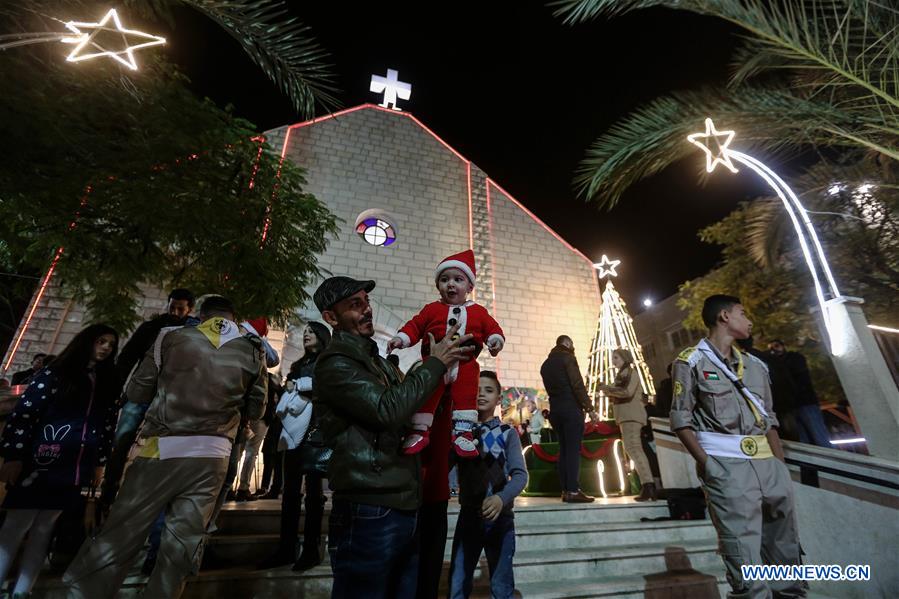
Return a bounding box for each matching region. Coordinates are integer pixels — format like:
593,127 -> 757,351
540,345 -> 592,414
10,368 -> 36,386
116,313 -> 187,382
1,368 -> 119,488
314,331 -> 446,510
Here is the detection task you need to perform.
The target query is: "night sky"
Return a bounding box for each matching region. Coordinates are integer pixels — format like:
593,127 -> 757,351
166,1 -> 774,308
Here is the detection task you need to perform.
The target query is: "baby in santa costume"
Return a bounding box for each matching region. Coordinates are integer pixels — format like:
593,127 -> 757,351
388,250 -> 505,458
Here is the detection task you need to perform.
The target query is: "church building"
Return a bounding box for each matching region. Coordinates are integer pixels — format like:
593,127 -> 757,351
4,103 -> 601,391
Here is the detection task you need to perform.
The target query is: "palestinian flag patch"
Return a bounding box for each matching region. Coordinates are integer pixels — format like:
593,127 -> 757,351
703,371 -> 720,381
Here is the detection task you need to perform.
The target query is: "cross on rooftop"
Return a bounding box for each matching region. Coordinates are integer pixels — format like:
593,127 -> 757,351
370,68 -> 411,111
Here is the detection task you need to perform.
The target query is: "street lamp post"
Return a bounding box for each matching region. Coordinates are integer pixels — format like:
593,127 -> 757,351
687,118 -> 899,460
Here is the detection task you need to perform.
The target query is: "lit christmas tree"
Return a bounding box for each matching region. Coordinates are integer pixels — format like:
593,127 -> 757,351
586,255 -> 656,421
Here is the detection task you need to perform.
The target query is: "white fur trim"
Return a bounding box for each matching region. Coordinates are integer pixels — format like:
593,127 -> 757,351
444,362 -> 459,384
411,412 -> 434,429
452,409 -> 479,423
453,436 -> 479,452
487,334 -> 504,349
396,332 -> 412,348
435,260 -> 475,284
446,305 -> 467,337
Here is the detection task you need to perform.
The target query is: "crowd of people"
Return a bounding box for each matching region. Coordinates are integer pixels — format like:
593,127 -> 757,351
0,254 -> 820,598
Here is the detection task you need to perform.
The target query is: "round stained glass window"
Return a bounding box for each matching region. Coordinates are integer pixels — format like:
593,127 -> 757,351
355,217 -> 397,247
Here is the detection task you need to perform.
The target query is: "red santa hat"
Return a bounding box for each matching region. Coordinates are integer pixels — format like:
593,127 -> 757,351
243,317 -> 268,337
435,249 -> 476,284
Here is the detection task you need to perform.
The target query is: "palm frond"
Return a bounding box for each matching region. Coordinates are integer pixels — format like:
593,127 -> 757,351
744,198 -> 792,268
727,2 -> 899,105
179,0 -> 340,118
575,87 -> 891,209
551,0 -> 675,24
554,0 -> 899,119
744,156 -> 899,276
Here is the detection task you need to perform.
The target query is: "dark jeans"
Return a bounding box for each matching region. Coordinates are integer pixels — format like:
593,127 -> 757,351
641,424 -> 661,478
548,409 -> 584,493
278,446 -> 324,558
224,433 -> 245,492
448,508 -> 516,599
260,421 -> 283,492
796,404 -> 832,447
415,501 -> 448,599
328,499 -> 419,599
261,450 -> 284,494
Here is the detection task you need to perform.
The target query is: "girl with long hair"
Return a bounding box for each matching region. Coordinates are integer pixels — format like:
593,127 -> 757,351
0,324 -> 120,596
258,321 -> 331,571
599,348 -> 656,502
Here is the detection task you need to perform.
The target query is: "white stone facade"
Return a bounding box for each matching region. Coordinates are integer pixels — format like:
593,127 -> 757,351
269,105 -> 600,388
4,104 -> 600,389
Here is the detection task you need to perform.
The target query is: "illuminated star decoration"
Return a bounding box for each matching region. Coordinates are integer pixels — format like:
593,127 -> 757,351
593,254 -> 621,279
61,9 -> 166,70
686,117 -> 844,354
686,118 -> 739,174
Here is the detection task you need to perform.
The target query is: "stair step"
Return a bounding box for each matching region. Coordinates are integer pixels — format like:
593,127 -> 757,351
518,576 -> 842,599
214,496 -> 672,535
206,519 -> 717,568
31,566 -> 842,599
33,567 -> 335,599
509,539 -> 722,583
34,541 -> 723,599
514,571 -> 728,598
32,497 -> 711,598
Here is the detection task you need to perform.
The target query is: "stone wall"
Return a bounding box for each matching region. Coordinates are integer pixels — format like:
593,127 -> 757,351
2,282 -> 169,376
269,105 -> 600,387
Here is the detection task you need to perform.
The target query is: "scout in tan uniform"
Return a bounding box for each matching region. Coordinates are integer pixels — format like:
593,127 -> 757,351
64,297 -> 268,599
670,295 -> 806,599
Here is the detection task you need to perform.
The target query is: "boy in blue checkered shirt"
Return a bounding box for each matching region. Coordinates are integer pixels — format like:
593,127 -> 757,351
448,371 -> 528,598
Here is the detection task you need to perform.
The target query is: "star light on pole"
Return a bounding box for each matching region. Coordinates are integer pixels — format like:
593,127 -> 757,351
686,118 -> 844,352
593,254 -> 621,279
60,8 -> 166,70
686,118 -> 738,174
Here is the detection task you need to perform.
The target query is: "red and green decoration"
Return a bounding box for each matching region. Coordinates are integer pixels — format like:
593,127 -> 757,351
522,422 -> 640,497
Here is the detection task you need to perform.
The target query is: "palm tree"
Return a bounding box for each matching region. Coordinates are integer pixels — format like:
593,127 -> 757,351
551,0 -> 898,208
2,0 -> 339,119
142,0 -> 340,117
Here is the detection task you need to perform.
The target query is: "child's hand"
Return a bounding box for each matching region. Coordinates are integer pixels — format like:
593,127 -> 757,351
487,337 -> 504,357
387,336 -> 404,353
481,495 -> 503,522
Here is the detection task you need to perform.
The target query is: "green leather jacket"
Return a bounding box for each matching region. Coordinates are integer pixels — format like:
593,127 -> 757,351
314,330 -> 446,510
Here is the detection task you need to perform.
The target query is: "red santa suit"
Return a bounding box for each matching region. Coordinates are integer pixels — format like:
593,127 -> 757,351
394,250 -> 505,457
398,300 -> 504,406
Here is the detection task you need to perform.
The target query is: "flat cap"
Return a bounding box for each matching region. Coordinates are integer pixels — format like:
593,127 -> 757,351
314,276 -> 376,313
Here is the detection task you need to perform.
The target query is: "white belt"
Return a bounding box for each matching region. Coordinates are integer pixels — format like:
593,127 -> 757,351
696,431 -> 773,459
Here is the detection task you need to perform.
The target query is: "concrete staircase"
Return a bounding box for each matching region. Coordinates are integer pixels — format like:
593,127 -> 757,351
35,495 -> 736,598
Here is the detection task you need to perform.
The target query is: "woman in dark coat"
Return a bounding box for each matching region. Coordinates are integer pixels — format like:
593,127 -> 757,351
258,321 -> 331,571
0,324 -> 120,596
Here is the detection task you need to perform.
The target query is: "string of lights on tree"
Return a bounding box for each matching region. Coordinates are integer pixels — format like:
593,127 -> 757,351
586,255 -> 656,421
